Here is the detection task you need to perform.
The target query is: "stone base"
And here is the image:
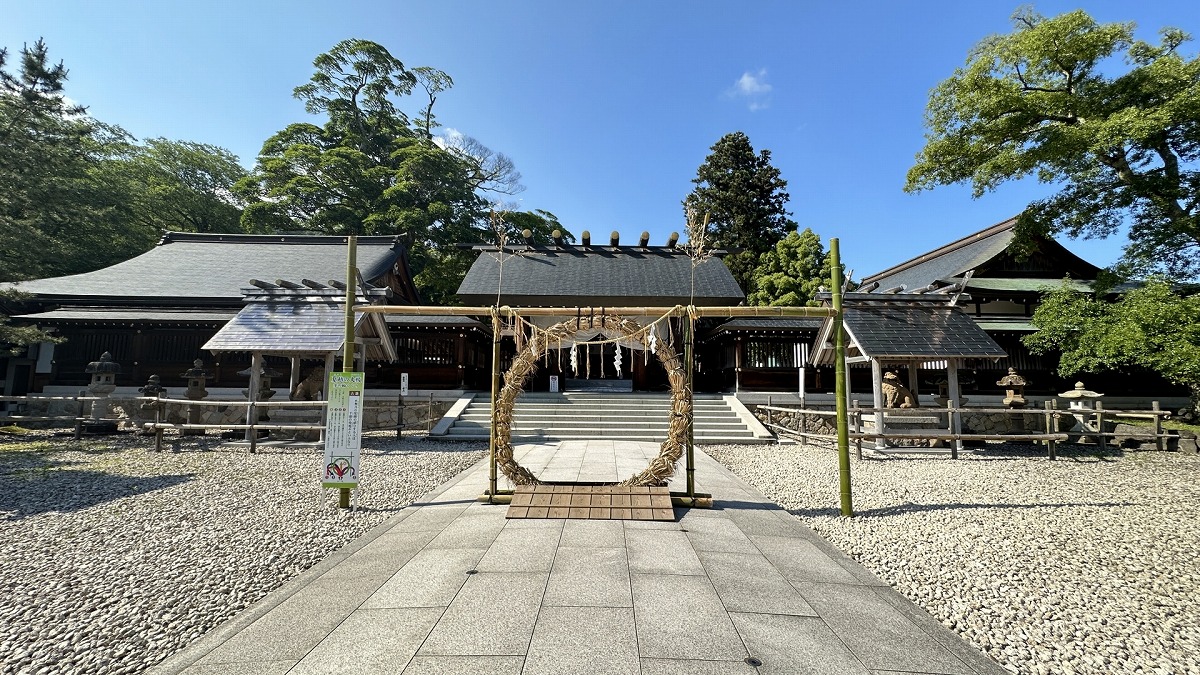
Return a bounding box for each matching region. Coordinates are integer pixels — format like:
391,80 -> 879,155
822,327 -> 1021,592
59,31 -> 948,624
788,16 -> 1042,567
79,420 -> 120,435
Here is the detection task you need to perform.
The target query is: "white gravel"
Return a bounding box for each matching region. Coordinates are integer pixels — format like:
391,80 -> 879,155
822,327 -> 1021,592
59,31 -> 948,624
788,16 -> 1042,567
0,430 -> 484,675
706,442 -> 1200,675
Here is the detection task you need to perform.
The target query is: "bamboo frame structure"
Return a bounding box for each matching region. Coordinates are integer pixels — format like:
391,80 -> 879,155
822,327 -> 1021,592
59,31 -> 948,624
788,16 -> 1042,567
356,273 -> 847,512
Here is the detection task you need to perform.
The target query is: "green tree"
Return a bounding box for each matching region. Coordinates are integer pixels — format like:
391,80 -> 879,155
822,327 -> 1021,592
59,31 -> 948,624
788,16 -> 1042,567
1025,281 -> 1200,411
112,138 -> 248,234
746,228 -> 841,306
684,132 -> 797,293
0,39 -> 120,281
237,39 -> 516,304
494,209 -> 574,245
905,8 -> 1200,281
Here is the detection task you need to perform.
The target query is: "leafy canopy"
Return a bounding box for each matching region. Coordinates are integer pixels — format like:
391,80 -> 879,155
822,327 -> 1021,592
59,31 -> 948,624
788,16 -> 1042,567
1,40 -> 249,283
1025,281 -> 1200,408
237,39 -> 523,304
906,8 -> 1200,281
684,132 -> 797,294
747,228 -> 838,306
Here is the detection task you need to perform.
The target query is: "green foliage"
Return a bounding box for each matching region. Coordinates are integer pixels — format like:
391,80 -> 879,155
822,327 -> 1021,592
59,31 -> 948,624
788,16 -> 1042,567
0,289 -> 58,352
684,132 -> 797,293
906,8 -> 1200,281
1,41 -> 247,282
495,209 -> 575,245
110,138 -> 248,234
237,39 -> 523,305
747,228 -> 839,306
1025,281 -> 1200,407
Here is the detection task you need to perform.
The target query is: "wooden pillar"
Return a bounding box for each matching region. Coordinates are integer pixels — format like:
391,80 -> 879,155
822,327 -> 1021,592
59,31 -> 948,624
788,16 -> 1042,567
245,352 -> 262,444
907,359 -> 920,399
321,352 -> 335,442
947,359 -> 963,458
289,357 -> 301,395
871,358 -> 885,450
734,337 -> 743,393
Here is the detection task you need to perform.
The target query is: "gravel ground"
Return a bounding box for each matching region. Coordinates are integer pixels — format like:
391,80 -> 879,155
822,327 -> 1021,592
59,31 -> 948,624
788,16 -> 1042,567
0,429 -> 484,675
706,442 -> 1200,675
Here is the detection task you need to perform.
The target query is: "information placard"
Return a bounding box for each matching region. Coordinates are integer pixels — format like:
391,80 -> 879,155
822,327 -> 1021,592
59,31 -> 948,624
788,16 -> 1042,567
322,371 -> 365,489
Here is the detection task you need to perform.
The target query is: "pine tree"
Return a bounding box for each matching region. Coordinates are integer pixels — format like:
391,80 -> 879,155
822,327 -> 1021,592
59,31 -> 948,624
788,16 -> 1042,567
683,132 -> 796,294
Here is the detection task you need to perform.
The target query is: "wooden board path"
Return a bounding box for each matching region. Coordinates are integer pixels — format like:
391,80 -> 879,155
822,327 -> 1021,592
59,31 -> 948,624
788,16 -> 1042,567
506,485 -> 675,521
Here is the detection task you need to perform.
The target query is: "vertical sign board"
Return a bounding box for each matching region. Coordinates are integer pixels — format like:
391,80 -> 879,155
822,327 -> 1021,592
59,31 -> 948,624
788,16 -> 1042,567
322,372 -> 365,489
400,372 -> 409,396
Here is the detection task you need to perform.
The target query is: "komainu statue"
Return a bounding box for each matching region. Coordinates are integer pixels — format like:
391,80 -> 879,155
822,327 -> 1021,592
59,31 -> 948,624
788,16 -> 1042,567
881,371 -> 917,408
290,367 -> 326,401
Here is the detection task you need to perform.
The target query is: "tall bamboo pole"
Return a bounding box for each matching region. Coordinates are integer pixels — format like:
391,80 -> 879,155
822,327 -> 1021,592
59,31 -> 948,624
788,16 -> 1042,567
831,238 -> 853,517
684,308 -> 696,498
488,308 -> 501,502
339,234 -> 356,510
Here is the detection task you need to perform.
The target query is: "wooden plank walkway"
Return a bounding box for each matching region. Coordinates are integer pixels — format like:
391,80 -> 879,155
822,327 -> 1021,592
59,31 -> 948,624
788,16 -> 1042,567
506,484 -> 675,521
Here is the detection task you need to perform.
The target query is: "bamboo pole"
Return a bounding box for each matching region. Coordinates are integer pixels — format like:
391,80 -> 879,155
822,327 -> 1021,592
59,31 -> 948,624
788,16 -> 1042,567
356,304 -> 837,318
684,309 -> 696,499
488,308 -> 501,502
831,238 -> 853,517
338,234 -> 357,510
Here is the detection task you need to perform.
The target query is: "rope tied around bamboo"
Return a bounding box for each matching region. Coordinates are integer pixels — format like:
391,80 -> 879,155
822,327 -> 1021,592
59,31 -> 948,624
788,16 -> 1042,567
492,312 -> 690,487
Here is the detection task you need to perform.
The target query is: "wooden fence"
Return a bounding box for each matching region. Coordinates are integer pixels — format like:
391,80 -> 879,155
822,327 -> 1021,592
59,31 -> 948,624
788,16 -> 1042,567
759,400 -> 1173,460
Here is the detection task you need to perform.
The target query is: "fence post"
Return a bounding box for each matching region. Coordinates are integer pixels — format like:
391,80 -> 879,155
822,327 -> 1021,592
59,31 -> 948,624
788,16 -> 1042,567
248,401 -> 258,454
1095,401 -> 1106,452
154,393 -> 164,453
427,392 -> 434,434
852,400 -> 862,460
766,396 -> 773,431
397,393 -> 404,439
1152,401 -> 1163,451
1044,400 -> 1056,460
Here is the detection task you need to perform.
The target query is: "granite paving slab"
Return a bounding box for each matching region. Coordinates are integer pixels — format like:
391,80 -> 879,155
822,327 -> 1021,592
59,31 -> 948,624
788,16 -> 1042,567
153,440 -> 1003,675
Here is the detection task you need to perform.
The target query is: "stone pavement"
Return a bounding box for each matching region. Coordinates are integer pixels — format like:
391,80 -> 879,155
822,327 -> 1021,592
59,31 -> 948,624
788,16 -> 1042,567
151,440 -> 1007,675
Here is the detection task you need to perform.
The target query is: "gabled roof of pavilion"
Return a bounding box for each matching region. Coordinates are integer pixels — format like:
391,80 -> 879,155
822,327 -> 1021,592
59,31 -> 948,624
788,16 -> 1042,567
456,242 -> 745,307
860,217 -> 1104,294
202,282 -> 398,362
5,232 -> 419,306
810,292 -> 1006,366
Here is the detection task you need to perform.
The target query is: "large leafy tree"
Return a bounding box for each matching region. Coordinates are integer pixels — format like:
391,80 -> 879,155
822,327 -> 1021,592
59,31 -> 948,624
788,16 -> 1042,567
684,132 -> 797,294
1025,282 -> 1200,411
0,39 -> 129,281
747,228 -> 840,306
237,39 -> 518,304
905,8 -> 1200,281
110,138 -> 248,235
2,41 -> 246,284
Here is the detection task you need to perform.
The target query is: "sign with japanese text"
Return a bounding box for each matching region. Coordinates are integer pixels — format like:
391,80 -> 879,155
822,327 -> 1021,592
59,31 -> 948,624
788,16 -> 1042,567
322,371 -> 365,489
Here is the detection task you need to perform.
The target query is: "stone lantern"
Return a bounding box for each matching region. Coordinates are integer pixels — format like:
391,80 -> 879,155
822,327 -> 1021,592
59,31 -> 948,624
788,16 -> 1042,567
83,351 -> 121,433
138,374 -> 167,398
1059,381 -> 1104,440
180,359 -> 210,435
996,368 -> 1027,408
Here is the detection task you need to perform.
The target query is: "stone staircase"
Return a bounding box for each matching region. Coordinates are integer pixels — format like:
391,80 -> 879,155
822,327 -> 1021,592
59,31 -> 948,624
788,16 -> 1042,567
432,391 -> 773,444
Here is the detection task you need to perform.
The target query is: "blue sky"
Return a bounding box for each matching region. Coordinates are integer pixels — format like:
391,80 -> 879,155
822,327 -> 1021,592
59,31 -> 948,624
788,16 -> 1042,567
5,1 -> 1198,279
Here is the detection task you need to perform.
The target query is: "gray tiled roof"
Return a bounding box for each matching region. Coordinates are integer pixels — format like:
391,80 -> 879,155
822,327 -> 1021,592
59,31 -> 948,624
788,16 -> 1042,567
203,292 -> 396,361
6,232 -> 405,302
709,317 -> 825,333
13,307 -> 238,323
861,220 -> 1016,291
842,305 -> 1007,359
456,247 -> 745,306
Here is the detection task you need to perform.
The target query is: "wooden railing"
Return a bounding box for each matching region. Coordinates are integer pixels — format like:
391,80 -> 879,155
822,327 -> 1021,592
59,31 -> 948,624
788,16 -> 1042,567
759,400 -> 1174,460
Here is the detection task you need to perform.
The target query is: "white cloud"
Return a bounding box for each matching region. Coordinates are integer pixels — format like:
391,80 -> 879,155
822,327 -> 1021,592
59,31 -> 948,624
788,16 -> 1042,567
727,69 -> 772,111
433,127 -> 464,150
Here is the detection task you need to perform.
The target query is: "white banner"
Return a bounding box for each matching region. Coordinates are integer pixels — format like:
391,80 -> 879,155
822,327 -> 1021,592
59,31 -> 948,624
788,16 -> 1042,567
322,371 -> 365,489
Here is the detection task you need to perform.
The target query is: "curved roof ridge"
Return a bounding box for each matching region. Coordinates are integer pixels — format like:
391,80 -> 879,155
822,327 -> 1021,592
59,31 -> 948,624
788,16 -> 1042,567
861,216 -> 1017,284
